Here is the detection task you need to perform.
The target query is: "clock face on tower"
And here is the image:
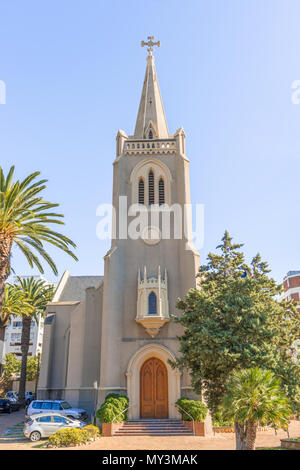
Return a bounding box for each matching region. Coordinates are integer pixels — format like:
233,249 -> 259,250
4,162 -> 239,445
141,226 -> 161,245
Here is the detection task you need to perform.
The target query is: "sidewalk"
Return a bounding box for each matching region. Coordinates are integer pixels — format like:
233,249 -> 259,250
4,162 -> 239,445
0,409 -> 26,438
0,417 -> 299,450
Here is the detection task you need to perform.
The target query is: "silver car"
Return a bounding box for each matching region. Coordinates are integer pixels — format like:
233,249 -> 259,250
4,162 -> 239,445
23,412 -> 85,442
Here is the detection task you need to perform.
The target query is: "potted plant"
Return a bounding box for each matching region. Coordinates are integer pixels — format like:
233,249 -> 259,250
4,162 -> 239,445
176,398 -> 208,436
96,393 -> 129,436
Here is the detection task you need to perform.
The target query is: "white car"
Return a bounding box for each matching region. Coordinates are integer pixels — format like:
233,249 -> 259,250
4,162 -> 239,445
23,412 -> 85,442
26,400 -> 88,421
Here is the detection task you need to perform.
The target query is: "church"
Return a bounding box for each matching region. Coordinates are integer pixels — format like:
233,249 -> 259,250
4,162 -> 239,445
38,38 -> 201,422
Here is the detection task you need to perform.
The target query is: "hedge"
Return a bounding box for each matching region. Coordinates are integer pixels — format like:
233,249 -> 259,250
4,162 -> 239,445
176,398 -> 207,422
96,393 -> 129,423
212,407 -> 234,427
83,424 -> 101,439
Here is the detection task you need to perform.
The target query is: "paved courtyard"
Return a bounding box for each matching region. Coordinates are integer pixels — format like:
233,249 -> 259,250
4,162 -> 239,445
0,409 -> 25,439
0,411 -> 299,450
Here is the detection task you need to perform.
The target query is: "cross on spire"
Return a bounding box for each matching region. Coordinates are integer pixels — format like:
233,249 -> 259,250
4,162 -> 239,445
134,35 -> 168,139
141,36 -> 160,55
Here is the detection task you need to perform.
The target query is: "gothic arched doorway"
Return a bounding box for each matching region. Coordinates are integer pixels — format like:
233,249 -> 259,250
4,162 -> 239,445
140,357 -> 168,419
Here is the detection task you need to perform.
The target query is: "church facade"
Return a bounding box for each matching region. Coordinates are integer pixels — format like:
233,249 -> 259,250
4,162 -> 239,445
38,40 -> 201,421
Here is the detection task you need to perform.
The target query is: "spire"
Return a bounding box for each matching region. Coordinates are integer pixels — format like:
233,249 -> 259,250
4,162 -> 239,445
134,37 -> 169,139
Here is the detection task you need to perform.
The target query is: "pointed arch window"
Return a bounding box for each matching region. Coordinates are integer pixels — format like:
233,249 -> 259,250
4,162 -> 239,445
148,291 -> 157,315
159,178 -> 165,205
148,170 -> 155,205
138,178 -> 144,205
148,130 -> 153,139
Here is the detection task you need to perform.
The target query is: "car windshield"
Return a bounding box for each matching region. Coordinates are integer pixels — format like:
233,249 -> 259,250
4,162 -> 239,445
60,401 -> 72,409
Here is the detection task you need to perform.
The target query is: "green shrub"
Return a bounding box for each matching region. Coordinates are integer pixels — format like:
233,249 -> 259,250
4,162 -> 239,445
48,427 -> 90,447
176,398 -> 207,422
96,393 -> 129,423
84,424 -> 101,439
105,393 -> 125,400
212,408 -> 234,427
96,403 -> 117,423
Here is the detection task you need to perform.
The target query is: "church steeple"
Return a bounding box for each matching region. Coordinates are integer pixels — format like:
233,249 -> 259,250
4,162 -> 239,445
134,37 -> 169,140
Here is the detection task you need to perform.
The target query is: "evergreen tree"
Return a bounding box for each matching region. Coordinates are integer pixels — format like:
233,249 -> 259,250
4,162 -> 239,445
2,353 -> 21,380
172,231 -> 300,415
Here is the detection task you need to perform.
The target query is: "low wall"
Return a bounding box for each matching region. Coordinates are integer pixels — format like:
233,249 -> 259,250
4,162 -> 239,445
102,422 -> 124,437
182,421 -> 205,436
12,380 -> 36,393
281,439 -> 300,450
213,425 -> 271,433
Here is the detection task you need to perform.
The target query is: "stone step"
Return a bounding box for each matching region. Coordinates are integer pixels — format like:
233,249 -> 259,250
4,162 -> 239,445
121,422 -> 187,424
121,423 -> 187,426
115,434 -> 193,436
114,419 -> 194,436
119,426 -> 190,431
124,422 -> 181,425
4,431 -> 24,436
115,430 -> 193,433
115,429 -> 193,432
122,420 -> 182,424
0,435 -> 28,443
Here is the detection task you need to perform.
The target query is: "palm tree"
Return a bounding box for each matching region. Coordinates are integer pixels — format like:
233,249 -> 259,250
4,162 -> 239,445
222,367 -> 291,450
0,284 -> 28,374
14,277 -> 55,406
0,165 -> 77,372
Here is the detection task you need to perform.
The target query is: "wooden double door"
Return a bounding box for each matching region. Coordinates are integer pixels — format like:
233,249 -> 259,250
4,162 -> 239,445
140,357 -> 168,419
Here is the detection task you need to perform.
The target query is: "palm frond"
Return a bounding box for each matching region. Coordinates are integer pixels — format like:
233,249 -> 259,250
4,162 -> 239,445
0,165 -> 78,277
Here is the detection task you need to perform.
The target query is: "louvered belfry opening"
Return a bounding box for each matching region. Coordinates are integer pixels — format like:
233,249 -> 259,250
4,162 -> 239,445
159,178 -> 165,205
138,178 -> 144,204
148,170 -> 155,205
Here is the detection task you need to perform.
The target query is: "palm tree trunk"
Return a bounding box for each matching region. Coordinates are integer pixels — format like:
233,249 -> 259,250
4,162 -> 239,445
0,326 -> 5,376
0,236 -> 12,312
18,316 -> 31,406
235,421 -> 247,450
245,420 -> 257,450
0,236 -> 12,376
0,313 -> 10,376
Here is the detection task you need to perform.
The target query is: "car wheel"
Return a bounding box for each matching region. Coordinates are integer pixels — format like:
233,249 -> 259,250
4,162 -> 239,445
30,431 -> 41,442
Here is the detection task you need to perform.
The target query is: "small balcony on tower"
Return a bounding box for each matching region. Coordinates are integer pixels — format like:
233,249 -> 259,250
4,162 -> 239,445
136,266 -> 170,338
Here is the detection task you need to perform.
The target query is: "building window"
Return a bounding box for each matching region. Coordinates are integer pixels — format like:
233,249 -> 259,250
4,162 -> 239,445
148,171 -> 155,205
148,291 -> 157,315
11,333 -> 21,342
138,178 -> 144,204
148,130 -> 153,139
159,178 -> 165,205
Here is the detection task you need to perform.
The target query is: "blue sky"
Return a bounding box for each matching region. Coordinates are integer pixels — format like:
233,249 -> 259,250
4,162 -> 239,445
0,0 -> 299,284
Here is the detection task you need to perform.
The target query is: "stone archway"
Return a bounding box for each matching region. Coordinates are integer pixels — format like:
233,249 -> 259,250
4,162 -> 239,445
126,344 -> 181,419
